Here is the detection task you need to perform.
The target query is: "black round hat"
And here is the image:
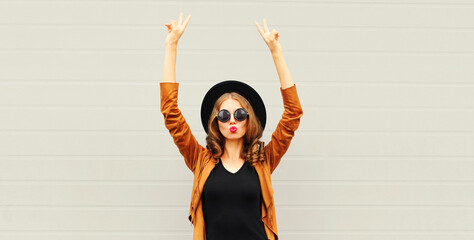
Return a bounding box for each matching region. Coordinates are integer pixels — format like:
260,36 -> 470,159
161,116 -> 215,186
200,80 -> 266,134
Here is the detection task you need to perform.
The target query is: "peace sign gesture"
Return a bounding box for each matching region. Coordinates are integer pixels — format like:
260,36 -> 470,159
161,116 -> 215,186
165,12 -> 191,46
255,18 -> 282,52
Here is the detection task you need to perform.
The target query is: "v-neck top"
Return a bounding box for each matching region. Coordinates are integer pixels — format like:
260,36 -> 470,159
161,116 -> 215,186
201,159 -> 267,240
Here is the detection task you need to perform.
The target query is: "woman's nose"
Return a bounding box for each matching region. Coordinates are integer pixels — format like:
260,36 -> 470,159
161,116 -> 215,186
229,114 -> 236,123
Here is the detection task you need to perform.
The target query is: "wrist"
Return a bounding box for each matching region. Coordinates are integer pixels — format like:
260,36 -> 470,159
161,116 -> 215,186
165,42 -> 178,49
270,45 -> 282,55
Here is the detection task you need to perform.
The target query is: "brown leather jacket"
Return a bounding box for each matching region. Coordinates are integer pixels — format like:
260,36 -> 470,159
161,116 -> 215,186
160,82 -> 303,240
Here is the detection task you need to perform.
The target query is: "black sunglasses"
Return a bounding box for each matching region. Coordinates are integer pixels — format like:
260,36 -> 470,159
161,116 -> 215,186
216,108 -> 249,122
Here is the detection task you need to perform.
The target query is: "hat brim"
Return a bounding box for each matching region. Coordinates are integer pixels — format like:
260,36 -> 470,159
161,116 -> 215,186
200,80 -> 266,134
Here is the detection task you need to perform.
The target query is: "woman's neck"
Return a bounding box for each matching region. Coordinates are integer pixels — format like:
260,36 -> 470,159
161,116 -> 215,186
222,139 -> 244,162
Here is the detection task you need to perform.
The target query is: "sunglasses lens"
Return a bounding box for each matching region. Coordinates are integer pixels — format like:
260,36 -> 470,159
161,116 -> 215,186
217,109 -> 230,122
234,108 -> 248,121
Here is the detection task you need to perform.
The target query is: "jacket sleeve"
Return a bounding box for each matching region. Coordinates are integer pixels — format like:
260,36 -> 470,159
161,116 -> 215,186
264,84 -> 303,173
160,82 -> 206,173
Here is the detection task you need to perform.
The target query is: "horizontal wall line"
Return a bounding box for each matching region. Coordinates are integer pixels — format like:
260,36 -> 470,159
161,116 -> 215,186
0,230 -> 473,234
1,0 -> 474,6
1,130 -> 474,134
2,80 -> 474,87
0,230 -> 191,235
1,205 -> 474,210
1,24 -> 474,30
278,229 -> 474,233
1,154 -> 474,157
0,155 -> 472,160
0,229 -> 473,232
1,49 -> 474,55
0,105 -> 473,111
1,180 -> 473,184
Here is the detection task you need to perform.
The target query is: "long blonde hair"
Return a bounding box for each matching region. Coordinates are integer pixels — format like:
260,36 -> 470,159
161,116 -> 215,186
205,92 -> 265,166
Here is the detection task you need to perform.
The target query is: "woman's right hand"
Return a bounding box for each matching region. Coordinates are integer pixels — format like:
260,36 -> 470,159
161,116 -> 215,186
165,12 -> 191,46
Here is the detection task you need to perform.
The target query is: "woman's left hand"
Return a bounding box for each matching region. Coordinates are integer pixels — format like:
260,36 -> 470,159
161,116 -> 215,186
164,12 -> 191,46
255,18 -> 282,53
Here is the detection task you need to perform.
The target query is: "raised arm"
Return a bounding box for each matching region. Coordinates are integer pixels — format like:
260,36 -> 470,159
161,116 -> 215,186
255,18 -> 294,89
255,18 -> 303,173
161,12 -> 206,173
163,12 -> 191,83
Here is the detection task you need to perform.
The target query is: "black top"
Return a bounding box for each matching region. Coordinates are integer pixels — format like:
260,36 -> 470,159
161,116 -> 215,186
202,159 -> 268,240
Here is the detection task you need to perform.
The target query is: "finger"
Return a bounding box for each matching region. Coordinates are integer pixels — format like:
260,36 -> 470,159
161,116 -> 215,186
183,14 -> 192,30
179,12 -> 183,25
170,19 -> 177,27
263,18 -> 269,33
165,24 -> 172,31
270,29 -> 276,39
255,21 -> 264,37
166,20 -> 175,31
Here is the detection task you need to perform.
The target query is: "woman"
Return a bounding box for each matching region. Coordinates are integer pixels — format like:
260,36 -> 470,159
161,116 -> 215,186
161,12 -> 303,240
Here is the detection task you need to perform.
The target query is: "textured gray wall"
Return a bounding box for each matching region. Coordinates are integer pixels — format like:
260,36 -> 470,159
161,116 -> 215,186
1,0 -> 474,239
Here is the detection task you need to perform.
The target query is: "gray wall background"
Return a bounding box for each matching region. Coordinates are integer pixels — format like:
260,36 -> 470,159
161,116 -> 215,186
1,0 -> 474,239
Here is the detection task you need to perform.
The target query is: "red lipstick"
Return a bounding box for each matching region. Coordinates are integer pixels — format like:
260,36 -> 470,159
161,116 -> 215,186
229,126 -> 237,133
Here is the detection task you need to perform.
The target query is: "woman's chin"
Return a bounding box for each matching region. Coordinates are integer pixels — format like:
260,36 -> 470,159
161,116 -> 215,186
223,133 -> 245,140
224,136 -> 240,140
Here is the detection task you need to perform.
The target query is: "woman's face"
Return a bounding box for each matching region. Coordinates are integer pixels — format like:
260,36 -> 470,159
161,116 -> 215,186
217,98 -> 248,140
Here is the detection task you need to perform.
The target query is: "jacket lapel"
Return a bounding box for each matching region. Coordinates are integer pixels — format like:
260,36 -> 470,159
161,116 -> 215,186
254,163 -> 273,209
